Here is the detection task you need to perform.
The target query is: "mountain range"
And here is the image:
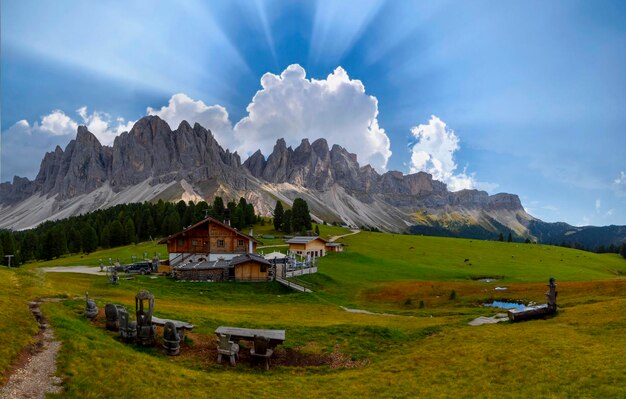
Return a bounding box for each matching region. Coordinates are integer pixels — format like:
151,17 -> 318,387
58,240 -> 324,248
1,115 -> 624,249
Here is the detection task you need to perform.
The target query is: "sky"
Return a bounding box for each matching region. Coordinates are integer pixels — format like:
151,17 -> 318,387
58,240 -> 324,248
1,0 -> 625,227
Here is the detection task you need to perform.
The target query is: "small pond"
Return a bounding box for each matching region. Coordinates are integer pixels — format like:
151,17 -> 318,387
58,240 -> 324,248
483,301 -> 526,311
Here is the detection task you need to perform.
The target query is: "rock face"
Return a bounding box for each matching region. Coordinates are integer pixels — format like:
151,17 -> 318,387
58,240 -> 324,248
1,116 -> 248,206
0,115 -> 534,235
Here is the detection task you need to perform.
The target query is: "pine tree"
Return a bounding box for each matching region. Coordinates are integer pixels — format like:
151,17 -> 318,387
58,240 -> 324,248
498,232 -> 504,242
82,225 -> 98,254
315,225 -> 320,236
20,231 -> 38,262
183,201 -> 196,227
144,213 -> 156,240
507,232 -> 512,242
273,201 -> 284,231
291,198 -> 312,233
1,232 -> 17,265
109,220 -> 125,247
67,225 -> 82,253
176,200 -> 187,220
164,211 -> 182,235
620,243 -> 626,259
100,225 -> 111,249
283,209 -> 293,234
213,197 -> 225,221
124,218 -> 136,244
233,207 -> 244,230
196,201 -> 209,222
245,203 -> 256,226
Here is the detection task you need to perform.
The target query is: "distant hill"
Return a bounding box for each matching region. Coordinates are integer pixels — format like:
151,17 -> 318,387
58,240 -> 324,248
528,220 -> 626,250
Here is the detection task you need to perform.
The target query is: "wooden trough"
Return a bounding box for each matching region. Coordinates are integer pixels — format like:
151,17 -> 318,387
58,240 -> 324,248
507,277 -> 558,322
507,304 -> 554,321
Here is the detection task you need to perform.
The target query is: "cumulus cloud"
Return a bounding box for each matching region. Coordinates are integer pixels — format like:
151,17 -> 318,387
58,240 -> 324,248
595,199 -> 601,212
409,115 -> 496,192
3,64 -> 393,181
1,108 -> 135,181
39,110 -> 78,135
233,64 -> 391,171
147,93 -> 234,148
76,106 -> 135,145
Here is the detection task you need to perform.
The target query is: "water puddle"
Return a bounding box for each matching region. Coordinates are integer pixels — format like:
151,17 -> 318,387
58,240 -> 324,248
483,301 -> 526,310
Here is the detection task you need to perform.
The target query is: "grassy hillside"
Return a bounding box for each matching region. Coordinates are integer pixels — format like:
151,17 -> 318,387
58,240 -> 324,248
1,231 -> 625,398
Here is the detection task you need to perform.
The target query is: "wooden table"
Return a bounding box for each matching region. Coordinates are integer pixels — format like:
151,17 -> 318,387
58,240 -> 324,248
215,326 -> 285,348
152,316 -> 194,340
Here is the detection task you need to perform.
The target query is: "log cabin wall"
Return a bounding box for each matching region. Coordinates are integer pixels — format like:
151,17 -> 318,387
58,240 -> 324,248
166,220 -> 257,255
234,261 -> 269,281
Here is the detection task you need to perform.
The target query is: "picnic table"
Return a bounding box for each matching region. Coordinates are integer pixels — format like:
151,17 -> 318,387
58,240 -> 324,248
152,316 -> 194,340
215,326 -> 285,348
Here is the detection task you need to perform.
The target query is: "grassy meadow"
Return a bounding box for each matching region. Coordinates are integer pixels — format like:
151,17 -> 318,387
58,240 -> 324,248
1,229 -> 625,398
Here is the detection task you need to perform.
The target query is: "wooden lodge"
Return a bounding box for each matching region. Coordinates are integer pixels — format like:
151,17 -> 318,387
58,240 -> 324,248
286,236 -> 344,257
158,216 -> 259,265
159,216 -> 273,282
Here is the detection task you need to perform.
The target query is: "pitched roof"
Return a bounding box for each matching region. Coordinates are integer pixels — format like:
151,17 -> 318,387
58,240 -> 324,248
285,236 -> 328,244
175,259 -> 230,271
157,216 -> 260,244
230,253 -> 271,266
264,251 -> 287,260
325,242 -> 344,247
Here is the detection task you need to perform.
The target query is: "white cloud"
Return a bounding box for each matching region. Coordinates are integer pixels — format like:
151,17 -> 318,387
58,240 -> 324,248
3,65 -> 394,181
1,108 -> 135,181
409,115 -> 495,192
39,110 -> 78,135
233,64 -> 391,170
76,106 -> 135,145
614,171 -> 626,185
595,198 -> 601,212
147,93 -> 234,148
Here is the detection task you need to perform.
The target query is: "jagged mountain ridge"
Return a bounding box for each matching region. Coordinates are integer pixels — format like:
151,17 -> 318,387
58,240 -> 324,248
1,115 -> 534,235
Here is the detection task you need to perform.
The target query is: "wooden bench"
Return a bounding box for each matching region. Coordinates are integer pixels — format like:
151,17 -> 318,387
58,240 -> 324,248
152,316 -> 194,340
214,326 -> 285,348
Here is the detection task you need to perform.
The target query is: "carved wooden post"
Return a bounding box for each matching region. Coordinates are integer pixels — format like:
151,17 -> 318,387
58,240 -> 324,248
546,277 -> 557,312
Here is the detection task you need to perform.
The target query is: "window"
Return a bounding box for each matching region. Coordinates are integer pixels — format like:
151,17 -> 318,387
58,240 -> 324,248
217,239 -> 225,247
260,265 -> 267,273
177,239 -> 184,246
238,239 -> 244,246
192,240 -> 198,246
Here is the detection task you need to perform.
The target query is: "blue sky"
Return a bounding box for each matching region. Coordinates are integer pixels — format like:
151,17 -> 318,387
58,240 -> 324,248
1,0 -> 625,226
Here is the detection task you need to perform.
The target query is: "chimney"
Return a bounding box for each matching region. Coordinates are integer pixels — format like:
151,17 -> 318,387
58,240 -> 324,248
249,227 -> 253,253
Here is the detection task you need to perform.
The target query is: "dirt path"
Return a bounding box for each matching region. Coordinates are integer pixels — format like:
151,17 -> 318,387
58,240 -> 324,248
41,266 -> 104,275
340,306 -> 414,318
328,229 -> 360,242
0,299 -> 63,399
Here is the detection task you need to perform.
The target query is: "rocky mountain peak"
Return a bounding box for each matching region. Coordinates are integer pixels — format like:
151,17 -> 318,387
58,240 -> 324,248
1,117 -> 534,238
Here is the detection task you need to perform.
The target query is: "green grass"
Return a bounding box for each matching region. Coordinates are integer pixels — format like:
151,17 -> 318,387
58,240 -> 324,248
2,231 -> 626,398
29,241 -> 167,268
0,268 -> 39,384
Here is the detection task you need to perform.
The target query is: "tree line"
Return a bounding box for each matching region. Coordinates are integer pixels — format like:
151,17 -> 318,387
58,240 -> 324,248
0,196 -> 259,265
272,198 -> 313,234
